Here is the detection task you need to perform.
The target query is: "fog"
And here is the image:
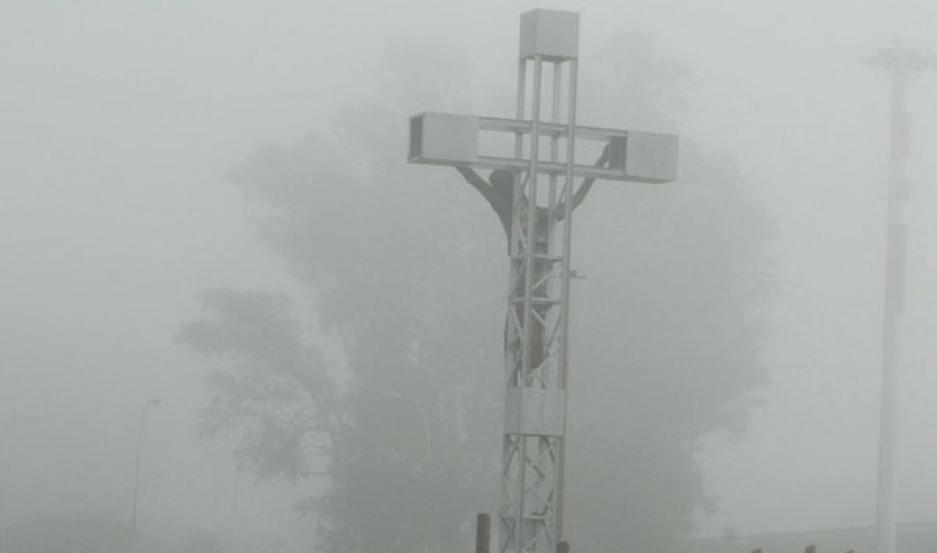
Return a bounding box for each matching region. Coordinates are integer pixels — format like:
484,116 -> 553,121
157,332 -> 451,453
1,1 -> 936,552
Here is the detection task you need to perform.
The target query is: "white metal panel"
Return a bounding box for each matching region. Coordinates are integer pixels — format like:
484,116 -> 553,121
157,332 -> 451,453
408,112 -> 479,165
504,388 -> 566,436
519,9 -> 579,60
609,132 -> 679,183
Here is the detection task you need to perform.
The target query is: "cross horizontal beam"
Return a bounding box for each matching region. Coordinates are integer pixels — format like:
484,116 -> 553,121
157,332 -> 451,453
409,112 -> 678,184
479,116 -> 629,141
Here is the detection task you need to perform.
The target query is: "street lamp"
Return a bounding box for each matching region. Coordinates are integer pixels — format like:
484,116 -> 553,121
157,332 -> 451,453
129,397 -> 159,553
864,41 -> 936,553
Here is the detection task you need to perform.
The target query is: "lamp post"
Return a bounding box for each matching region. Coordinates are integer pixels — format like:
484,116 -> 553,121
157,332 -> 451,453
864,40 -> 936,553
129,398 -> 159,553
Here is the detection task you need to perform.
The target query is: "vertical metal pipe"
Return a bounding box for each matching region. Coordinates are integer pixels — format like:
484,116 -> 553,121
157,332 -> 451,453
876,68 -> 909,553
522,55 -> 543,385
129,398 -> 159,553
549,62 -> 562,216
559,58 -> 578,395
555,57 -> 578,544
477,513 -> 491,553
511,58 -> 528,265
515,59 -> 527,158
517,54 -> 544,553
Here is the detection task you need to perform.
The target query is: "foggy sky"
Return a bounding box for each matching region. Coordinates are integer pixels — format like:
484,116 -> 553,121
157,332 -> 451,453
2,0 -> 936,546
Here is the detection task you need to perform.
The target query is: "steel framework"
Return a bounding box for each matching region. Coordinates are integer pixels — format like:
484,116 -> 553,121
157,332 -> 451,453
408,10 -> 679,553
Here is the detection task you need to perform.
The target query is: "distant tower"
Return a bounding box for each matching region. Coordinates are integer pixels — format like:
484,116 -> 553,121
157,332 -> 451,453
864,40 -> 936,553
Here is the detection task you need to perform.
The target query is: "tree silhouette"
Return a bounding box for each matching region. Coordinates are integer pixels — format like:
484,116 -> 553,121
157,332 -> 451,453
179,34 -> 773,553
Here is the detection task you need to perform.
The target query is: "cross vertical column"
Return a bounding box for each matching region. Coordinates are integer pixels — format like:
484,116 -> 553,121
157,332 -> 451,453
501,11 -> 579,553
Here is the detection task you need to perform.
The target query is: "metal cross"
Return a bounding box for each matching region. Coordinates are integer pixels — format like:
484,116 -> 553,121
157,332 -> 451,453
408,9 -> 679,553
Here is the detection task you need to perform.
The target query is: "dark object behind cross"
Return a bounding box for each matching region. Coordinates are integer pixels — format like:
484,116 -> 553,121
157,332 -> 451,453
455,146 -> 610,245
